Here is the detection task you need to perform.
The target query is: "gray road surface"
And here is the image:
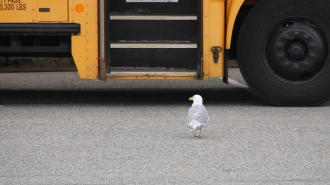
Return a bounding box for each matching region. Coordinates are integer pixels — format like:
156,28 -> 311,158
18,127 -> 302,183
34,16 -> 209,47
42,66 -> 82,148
0,69 -> 330,184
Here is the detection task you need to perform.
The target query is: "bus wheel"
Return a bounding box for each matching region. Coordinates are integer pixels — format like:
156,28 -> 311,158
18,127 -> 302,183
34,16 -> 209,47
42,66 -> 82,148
237,0 -> 330,106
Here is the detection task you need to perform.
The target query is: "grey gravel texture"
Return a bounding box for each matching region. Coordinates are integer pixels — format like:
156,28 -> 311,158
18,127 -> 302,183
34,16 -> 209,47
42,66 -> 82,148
0,69 -> 330,184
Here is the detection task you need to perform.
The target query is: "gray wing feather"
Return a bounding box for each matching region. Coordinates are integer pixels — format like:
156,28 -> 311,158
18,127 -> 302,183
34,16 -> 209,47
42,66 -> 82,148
187,104 -> 209,125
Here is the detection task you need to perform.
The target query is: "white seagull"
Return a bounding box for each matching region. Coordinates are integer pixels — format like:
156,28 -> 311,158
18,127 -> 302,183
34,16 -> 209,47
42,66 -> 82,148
187,95 -> 209,138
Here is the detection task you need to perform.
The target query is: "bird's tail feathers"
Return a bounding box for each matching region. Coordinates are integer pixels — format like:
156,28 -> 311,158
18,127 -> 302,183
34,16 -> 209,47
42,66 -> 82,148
188,120 -> 203,130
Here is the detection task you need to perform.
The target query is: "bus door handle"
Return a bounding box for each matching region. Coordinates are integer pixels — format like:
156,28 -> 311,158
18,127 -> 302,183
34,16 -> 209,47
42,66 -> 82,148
211,46 -> 222,63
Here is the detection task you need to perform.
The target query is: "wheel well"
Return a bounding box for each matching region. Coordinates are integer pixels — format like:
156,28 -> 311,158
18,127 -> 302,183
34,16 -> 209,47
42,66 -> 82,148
228,0 -> 261,59
243,0 -> 262,6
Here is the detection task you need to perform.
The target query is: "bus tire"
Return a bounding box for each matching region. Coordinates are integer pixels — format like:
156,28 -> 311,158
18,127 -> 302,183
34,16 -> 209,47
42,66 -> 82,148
237,0 -> 330,106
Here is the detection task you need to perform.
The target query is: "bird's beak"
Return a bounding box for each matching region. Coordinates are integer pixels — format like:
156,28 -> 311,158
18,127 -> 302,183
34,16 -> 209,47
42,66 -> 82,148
189,97 -> 193,101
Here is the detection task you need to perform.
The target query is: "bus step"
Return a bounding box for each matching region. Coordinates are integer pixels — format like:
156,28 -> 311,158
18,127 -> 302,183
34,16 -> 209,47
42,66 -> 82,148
108,0 -> 201,71
107,70 -> 197,79
110,42 -> 197,49
110,15 -> 197,21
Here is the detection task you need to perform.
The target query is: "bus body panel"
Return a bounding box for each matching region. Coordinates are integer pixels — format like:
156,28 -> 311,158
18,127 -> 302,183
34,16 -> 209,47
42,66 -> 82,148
0,0 -> 238,80
203,0 -> 226,79
71,0 -> 98,79
0,0 -> 68,22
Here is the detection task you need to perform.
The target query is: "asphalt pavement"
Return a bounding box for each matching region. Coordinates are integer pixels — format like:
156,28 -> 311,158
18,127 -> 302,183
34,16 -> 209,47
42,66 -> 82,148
0,69 -> 330,184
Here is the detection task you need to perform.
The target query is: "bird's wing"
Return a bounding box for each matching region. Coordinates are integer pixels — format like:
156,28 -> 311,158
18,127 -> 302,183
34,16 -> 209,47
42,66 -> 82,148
187,104 -> 209,125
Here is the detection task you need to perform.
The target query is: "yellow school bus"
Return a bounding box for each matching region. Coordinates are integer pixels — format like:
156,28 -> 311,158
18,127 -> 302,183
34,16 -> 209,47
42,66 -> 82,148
1,0 -> 330,106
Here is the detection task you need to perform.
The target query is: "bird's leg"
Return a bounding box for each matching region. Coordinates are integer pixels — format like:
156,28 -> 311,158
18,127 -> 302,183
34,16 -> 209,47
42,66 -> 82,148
198,128 -> 202,138
194,130 -> 197,137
